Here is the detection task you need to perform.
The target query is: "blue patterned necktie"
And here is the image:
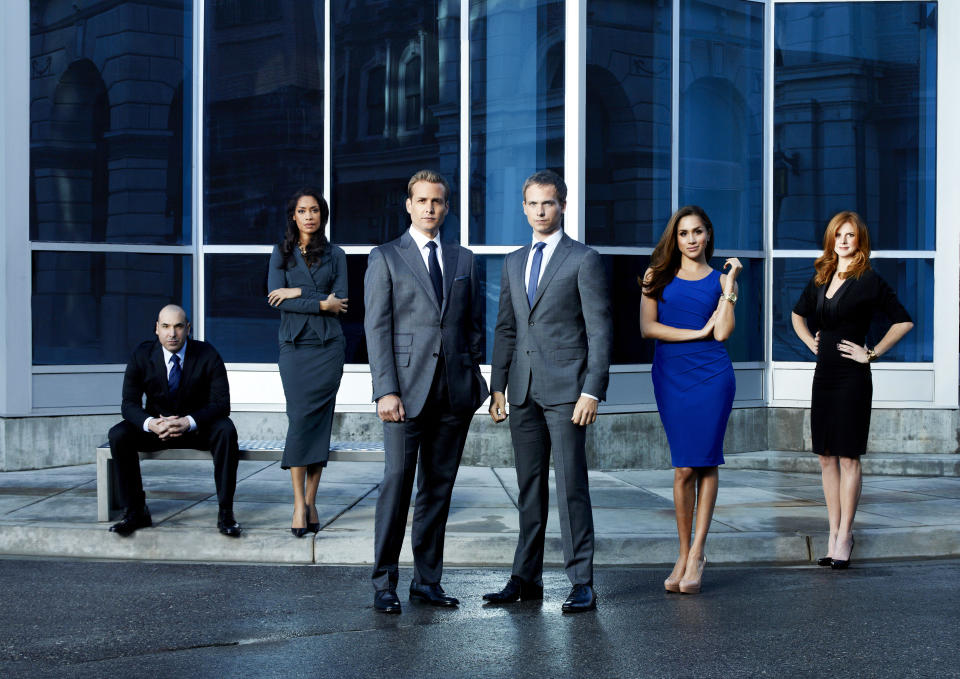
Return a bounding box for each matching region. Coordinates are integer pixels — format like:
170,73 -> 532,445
168,354 -> 181,394
527,242 -> 546,307
426,241 -> 443,305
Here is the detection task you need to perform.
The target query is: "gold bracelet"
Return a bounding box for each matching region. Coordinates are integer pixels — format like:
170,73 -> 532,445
720,291 -> 737,304
866,348 -> 878,362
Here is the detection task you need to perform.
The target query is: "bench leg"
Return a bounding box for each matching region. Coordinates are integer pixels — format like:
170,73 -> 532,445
97,452 -> 119,522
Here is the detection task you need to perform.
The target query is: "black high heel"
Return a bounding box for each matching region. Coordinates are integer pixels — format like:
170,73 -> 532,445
291,506 -> 309,538
817,556 -> 833,567
307,504 -> 320,533
831,537 -> 855,569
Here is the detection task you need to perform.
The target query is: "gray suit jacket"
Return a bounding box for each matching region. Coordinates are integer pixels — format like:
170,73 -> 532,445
491,232 -> 612,406
267,244 -> 347,343
364,231 -> 489,419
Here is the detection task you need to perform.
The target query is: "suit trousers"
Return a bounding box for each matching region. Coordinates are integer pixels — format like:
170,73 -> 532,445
509,382 -> 595,586
371,359 -> 472,592
108,418 -> 240,512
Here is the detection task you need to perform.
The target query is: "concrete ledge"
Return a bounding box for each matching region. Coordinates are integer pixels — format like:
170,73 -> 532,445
4,524 -> 958,566
725,451 -> 960,477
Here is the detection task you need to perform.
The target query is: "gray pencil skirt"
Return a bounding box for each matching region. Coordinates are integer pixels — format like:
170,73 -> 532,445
278,335 -> 345,469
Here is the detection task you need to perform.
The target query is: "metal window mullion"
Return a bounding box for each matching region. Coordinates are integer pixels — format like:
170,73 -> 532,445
460,0 -> 469,246
193,0 -> 205,339
671,0 -> 680,212
324,0 -> 332,241
29,242 -> 194,254
562,0 -> 586,243
763,0 -> 775,404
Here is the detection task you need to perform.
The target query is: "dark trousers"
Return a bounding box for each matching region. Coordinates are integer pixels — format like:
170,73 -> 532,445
509,385 -> 594,586
371,361 -> 472,592
108,418 -> 240,512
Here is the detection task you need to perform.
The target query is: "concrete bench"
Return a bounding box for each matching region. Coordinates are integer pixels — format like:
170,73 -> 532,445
96,439 -> 384,522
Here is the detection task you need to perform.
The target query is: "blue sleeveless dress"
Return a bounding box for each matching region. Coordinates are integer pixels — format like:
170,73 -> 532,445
651,269 -> 735,468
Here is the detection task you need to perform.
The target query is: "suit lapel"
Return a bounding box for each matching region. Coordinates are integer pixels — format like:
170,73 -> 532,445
530,233 -> 572,311
440,241 -> 459,318
151,342 -> 169,396
398,232 -> 441,313
294,247 -> 313,280
510,245 -> 531,317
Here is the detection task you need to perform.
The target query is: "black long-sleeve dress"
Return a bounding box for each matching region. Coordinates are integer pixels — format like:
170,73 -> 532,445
793,268 -> 912,458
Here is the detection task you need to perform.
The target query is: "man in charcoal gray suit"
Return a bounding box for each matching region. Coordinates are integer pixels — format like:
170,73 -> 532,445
364,169 -> 489,614
484,170 -> 611,613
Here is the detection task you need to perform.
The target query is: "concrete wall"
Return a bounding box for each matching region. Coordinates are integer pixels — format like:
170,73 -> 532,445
2,407 -> 957,471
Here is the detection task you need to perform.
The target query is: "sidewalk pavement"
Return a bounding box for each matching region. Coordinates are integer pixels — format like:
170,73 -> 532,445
1,459 -> 959,566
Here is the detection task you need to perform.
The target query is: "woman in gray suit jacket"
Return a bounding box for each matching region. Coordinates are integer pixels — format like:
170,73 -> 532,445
267,189 -> 348,537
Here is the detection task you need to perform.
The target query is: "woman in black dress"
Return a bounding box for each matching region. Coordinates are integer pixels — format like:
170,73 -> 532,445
267,189 -> 348,537
791,211 -> 913,568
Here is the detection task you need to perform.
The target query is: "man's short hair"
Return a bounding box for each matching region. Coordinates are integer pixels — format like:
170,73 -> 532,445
522,170 -> 567,203
407,170 -> 450,201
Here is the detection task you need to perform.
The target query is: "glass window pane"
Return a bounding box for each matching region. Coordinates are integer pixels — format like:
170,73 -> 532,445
30,1 -> 193,244
680,0 -> 764,250
470,0 -> 564,245
204,1 -> 324,245
477,254 -> 506,364
32,252 -> 192,364
599,255 -> 762,365
331,1 -> 460,245
774,3 -> 937,250
708,256 -> 764,362
205,253 -> 370,364
772,257 -> 932,362
585,0 -> 671,246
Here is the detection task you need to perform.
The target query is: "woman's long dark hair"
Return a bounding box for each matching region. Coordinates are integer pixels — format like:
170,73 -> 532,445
640,205 -> 714,301
278,188 -> 330,269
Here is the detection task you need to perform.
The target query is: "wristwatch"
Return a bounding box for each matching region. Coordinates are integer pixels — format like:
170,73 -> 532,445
720,291 -> 737,304
866,348 -> 878,362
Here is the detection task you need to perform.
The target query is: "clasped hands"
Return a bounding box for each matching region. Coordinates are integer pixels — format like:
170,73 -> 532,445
148,415 -> 191,440
489,391 -> 598,427
267,288 -> 349,313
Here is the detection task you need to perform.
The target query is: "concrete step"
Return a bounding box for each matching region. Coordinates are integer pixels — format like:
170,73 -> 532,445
725,450 -> 960,477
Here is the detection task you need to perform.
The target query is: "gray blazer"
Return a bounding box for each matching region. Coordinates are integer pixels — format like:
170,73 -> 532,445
267,244 -> 347,343
364,231 -> 489,419
491,232 -> 612,406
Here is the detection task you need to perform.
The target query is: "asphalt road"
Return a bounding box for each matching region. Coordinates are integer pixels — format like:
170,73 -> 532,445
1,558 -> 958,678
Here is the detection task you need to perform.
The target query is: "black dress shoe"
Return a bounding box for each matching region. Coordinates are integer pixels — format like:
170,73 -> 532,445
482,576 -> 544,603
831,537 -> 855,570
817,556 -> 833,567
374,589 -> 401,614
307,504 -> 320,533
291,506 -> 309,538
561,584 -> 597,613
109,505 -> 152,536
217,508 -> 242,537
409,581 -> 459,607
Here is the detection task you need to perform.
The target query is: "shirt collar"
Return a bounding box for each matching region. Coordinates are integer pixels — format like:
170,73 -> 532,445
532,228 -> 563,250
408,225 -> 441,251
161,339 -> 187,365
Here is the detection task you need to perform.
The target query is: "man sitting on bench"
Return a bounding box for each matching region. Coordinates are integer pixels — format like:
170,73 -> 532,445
107,304 -> 242,537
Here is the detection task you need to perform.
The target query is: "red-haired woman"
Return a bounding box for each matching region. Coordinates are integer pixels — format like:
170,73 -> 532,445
791,211 -> 913,569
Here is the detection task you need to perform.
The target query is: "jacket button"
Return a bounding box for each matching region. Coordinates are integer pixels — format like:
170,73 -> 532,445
528,320 -> 535,326
433,352 -> 439,358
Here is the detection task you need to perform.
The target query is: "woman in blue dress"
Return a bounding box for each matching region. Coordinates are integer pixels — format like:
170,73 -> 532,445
640,205 -> 740,594
267,189 -> 348,537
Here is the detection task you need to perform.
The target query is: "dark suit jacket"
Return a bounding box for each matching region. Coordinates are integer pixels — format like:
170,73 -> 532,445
121,338 -> 231,430
491,232 -> 612,406
363,231 -> 489,418
267,244 -> 347,343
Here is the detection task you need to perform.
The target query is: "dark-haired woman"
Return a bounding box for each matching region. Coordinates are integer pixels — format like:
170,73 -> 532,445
640,206 -> 740,594
268,189 -> 348,537
791,211 -> 912,569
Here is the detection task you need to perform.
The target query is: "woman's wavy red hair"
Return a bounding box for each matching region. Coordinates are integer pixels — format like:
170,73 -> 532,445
813,211 -> 871,286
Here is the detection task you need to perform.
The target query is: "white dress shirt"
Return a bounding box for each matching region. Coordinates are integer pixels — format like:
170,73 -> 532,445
523,229 -> 597,403
143,339 -> 198,433
408,226 -> 444,275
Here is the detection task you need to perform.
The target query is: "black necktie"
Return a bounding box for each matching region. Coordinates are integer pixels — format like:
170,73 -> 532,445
168,354 -> 181,394
426,241 -> 443,305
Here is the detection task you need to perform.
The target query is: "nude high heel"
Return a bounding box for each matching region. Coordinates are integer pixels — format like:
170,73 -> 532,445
664,574 -> 681,593
679,555 -> 706,594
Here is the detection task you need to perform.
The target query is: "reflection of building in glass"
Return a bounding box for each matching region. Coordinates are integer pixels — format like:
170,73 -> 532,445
204,0 -> 324,245
331,0 -> 460,245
